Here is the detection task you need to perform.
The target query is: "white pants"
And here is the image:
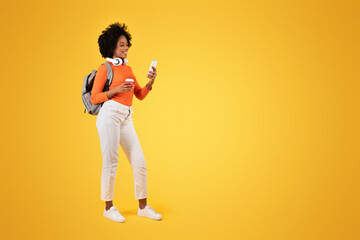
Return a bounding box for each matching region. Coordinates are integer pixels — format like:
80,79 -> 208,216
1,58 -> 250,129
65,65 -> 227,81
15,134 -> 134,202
96,100 -> 147,201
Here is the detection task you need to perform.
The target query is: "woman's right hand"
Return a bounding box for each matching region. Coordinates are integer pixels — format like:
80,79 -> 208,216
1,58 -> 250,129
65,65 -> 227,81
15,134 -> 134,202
114,82 -> 134,93
106,82 -> 134,99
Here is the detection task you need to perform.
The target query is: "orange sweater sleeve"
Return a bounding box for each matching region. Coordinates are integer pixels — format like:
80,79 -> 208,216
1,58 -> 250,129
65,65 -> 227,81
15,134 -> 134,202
130,66 -> 152,100
91,64 -> 110,105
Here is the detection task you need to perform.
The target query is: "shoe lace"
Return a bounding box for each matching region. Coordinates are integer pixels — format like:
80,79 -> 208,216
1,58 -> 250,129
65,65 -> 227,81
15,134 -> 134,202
112,207 -> 122,216
146,205 -> 158,214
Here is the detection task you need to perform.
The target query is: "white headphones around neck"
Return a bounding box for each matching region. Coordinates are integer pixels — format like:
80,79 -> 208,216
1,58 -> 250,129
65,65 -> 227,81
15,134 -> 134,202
106,57 -> 128,66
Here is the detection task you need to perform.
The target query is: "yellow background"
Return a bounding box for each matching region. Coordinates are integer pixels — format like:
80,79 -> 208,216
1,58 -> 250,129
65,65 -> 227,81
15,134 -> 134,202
0,0 -> 359,239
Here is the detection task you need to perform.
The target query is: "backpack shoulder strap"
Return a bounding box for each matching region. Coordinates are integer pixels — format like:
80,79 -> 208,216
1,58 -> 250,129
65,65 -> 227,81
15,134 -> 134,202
100,62 -> 113,91
104,62 -> 113,86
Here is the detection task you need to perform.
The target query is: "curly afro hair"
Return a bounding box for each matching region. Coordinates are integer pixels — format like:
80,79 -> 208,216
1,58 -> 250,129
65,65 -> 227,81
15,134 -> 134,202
97,22 -> 133,58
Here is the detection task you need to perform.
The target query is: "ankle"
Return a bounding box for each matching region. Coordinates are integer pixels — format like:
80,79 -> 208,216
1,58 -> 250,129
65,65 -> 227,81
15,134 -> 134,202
105,200 -> 113,210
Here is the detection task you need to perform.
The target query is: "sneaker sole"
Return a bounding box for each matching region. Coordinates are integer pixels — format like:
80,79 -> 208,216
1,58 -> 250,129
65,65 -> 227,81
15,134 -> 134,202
137,213 -> 162,220
103,214 -> 126,223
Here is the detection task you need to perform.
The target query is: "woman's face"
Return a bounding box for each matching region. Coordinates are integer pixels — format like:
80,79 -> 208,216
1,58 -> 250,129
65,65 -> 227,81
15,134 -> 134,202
113,35 -> 129,59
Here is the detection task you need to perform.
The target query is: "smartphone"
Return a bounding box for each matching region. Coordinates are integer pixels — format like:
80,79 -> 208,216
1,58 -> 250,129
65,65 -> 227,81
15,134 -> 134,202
148,61 -> 158,72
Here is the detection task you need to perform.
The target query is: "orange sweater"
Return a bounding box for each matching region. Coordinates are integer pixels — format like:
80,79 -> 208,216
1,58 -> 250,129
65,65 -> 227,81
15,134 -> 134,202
91,61 -> 152,106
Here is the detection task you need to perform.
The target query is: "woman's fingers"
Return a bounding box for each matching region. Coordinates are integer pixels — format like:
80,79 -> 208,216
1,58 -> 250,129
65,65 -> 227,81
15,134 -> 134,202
147,71 -> 157,77
123,83 -> 134,91
147,68 -> 157,80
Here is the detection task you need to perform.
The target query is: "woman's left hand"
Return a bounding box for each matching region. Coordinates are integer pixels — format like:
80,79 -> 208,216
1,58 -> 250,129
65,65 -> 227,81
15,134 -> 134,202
146,66 -> 157,90
147,66 -> 157,82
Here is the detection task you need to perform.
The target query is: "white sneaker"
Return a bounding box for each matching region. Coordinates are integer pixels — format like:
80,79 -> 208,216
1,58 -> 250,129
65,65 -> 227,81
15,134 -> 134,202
137,205 -> 162,220
103,206 -> 126,222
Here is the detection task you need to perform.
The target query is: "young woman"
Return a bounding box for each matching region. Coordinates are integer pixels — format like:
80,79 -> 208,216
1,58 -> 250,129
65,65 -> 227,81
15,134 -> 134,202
91,22 -> 162,222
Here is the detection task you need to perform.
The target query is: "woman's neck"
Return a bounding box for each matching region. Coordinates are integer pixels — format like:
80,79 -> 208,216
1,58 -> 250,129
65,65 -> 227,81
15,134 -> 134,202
112,56 -> 123,60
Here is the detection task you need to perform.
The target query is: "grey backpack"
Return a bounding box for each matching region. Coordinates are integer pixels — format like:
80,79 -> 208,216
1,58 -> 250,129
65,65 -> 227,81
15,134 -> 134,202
82,62 -> 113,115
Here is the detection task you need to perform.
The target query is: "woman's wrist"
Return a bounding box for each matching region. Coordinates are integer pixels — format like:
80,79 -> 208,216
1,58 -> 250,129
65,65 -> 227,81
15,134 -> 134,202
146,82 -> 153,90
106,89 -> 116,99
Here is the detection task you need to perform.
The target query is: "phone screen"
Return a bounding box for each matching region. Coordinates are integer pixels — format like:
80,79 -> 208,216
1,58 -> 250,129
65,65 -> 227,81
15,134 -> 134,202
149,61 -> 158,72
